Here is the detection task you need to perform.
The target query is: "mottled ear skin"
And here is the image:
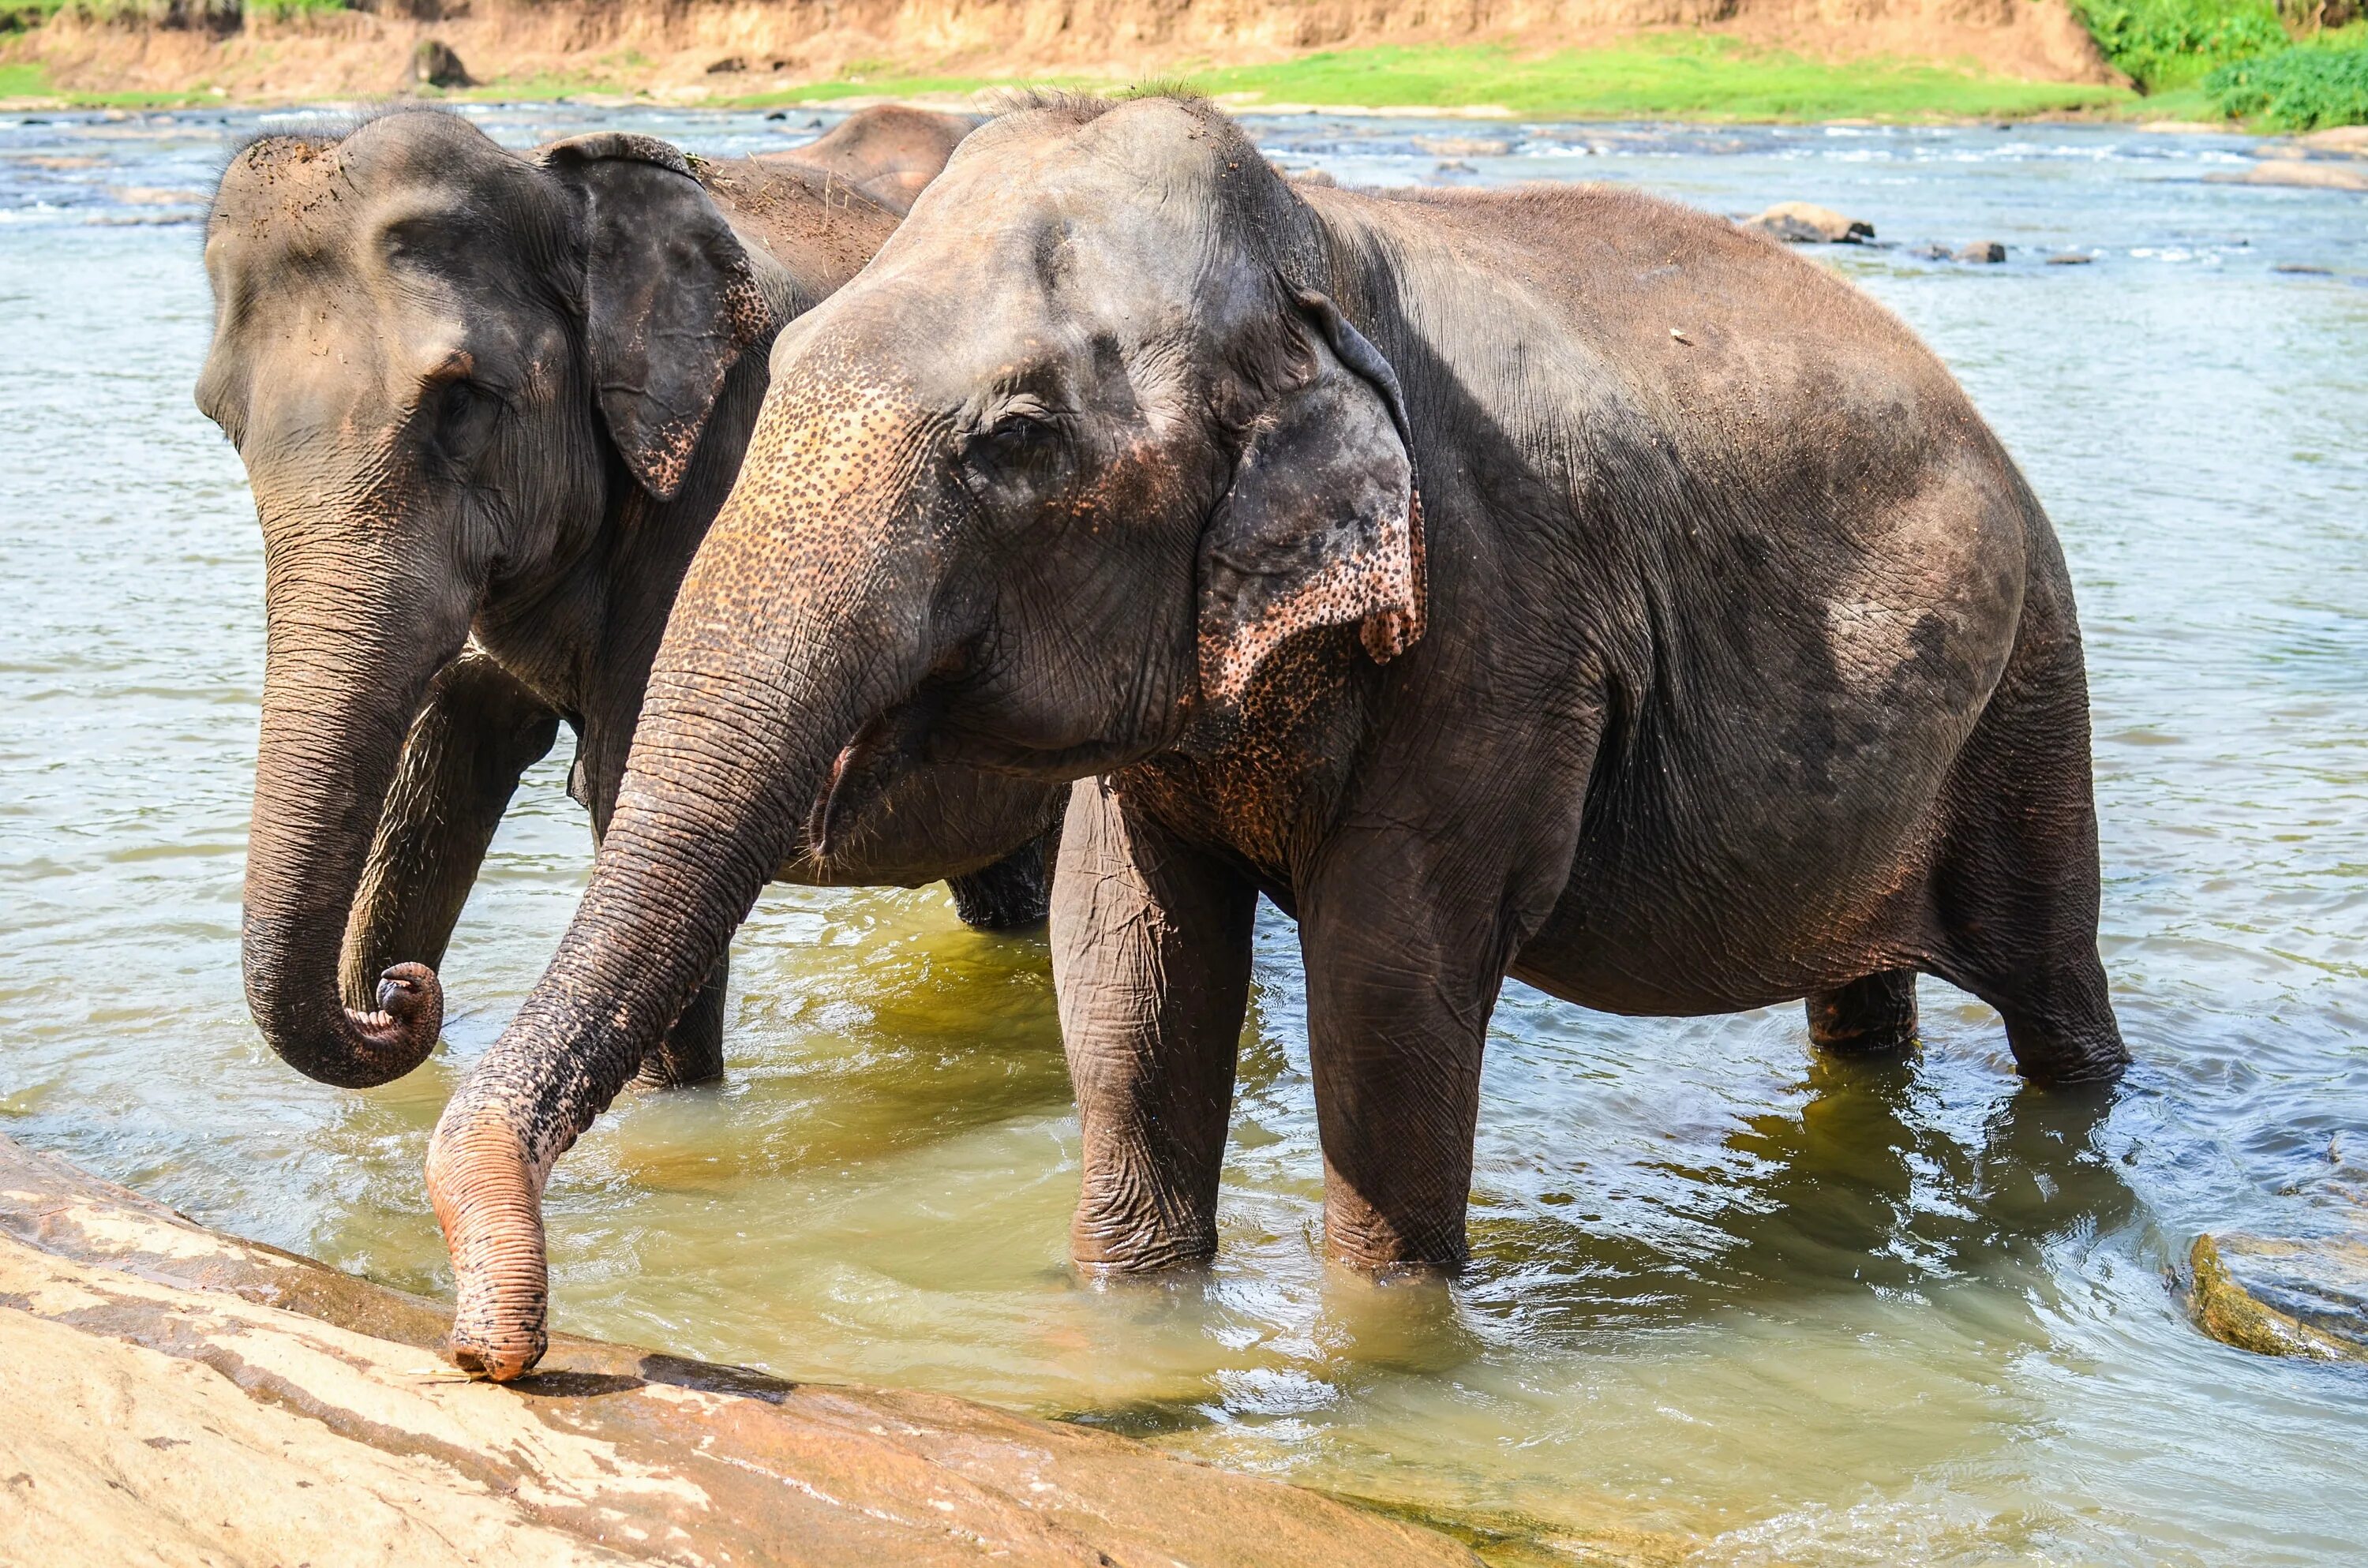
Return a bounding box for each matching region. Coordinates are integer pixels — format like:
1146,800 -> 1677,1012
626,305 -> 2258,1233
538,133 -> 774,502
1196,290 -> 1426,715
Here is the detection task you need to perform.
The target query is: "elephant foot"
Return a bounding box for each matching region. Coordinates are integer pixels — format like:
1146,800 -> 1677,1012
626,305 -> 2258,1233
426,1118 -> 549,1382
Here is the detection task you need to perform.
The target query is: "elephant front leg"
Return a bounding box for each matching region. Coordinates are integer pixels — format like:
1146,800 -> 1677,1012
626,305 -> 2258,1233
629,953 -> 728,1089
1051,778 -> 1257,1272
1296,808 -> 1578,1272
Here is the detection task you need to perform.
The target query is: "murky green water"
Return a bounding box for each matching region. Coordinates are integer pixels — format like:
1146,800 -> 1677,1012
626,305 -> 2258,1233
4,105 -> 2366,1565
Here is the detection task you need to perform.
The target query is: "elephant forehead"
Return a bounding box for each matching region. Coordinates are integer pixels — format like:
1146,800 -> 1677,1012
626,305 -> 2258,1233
740,372 -> 928,518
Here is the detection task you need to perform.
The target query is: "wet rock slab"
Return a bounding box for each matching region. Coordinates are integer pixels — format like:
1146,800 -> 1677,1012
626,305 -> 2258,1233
0,1133 -> 1476,1567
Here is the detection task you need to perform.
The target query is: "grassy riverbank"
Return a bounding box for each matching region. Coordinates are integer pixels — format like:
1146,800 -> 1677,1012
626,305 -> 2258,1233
746,39 -> 2137,122
2,0 -> 2362,125
0,39 -> 2142,122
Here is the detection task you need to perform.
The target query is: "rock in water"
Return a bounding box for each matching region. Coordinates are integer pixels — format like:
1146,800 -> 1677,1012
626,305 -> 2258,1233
0,1132 -> 1480,1568
1411,135 -> 1511,159
409,38 -> 474,91
1740,202 -> 1875,244
2299,125 -> 2368,157
2228,160 -> 2368,193
2186,1233 -> 2364,1362
1957,241 -> 2008,264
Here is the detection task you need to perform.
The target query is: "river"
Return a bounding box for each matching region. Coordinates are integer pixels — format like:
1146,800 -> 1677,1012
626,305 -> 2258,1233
2,103 -> 2364,1566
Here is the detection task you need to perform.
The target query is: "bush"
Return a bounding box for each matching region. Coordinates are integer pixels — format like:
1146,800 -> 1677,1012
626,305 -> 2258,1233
2208,42 -> 2368,125
2073,0 -> 2291,90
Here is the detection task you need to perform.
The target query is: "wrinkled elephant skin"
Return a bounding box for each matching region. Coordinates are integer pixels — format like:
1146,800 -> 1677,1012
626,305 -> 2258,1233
427,96 -> 2126,1376
197,108 -> 1063,1095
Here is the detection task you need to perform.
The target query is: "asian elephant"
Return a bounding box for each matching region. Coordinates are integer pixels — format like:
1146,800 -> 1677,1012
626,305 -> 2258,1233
425,95 -> 2126,1378
758,104 -> 980,214
197,107 -> 1063,1095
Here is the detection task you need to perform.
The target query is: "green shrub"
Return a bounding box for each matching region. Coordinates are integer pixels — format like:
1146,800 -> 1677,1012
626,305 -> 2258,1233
245,0 -> 347,19
2073,0 -> 2291,90
2207,41 -> 2368,124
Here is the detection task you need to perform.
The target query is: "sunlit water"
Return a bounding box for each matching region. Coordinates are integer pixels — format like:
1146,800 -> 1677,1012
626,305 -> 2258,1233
3,104 -> 2365,1565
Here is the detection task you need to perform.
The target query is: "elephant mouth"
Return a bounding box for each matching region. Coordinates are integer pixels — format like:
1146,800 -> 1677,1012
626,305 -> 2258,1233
805,688 -> 941,863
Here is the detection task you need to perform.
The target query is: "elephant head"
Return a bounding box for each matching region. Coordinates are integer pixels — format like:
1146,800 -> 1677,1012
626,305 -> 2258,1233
426,95 -> 1422,1376
198,110 -> 772,1088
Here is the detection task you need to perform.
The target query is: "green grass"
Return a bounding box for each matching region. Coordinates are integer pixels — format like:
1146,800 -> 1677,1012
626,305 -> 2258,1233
706,38 -> 2132,122
0,57 -> 223,103
1188,38 -> 2132,119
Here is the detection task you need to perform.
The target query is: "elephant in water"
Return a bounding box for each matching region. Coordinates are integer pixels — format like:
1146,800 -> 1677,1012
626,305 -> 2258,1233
422,95 -> 2126,1378
757,104 -> 980,214
196,107 -> 1064,1094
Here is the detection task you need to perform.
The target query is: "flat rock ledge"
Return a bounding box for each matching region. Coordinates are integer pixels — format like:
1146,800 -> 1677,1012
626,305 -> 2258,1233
0,1133 -> 1476,1568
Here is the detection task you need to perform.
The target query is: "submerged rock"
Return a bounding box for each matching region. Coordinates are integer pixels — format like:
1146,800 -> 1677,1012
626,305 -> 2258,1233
1740,202 -> 1874,244
0,1133 -> 1478,1568
1957,240 -> 2008,264
2297,125 -> 2368,157
2213,160 -> 2368,192
2186,1233 -> 2366,1362
1412,135 -> 1511,159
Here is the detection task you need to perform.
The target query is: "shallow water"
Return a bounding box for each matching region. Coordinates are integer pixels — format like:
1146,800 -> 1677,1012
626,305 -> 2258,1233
4,105 -> 2366,1565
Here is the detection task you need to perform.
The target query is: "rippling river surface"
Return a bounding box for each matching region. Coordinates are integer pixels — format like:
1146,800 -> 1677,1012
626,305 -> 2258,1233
5,103 -> 2366,1564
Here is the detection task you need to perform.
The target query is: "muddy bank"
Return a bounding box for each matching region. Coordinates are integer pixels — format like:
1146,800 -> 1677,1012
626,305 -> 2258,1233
4,0 -> 2122,105
0,1132 -> 1476,1566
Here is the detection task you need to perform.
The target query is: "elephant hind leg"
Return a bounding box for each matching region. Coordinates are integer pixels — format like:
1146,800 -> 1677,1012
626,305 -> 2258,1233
1806,969 -> 1920,1057
1923,574 -> 2127,1086
947,838 -> 1051,930
630,958 -> 728,1089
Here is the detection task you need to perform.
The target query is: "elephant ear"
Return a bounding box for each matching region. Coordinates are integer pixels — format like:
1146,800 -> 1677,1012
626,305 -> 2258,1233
538,133 -> 774,502
1197,290 -> 1426,711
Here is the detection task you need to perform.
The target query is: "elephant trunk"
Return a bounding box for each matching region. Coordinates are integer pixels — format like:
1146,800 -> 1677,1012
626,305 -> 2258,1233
428,388 -> 939,1378
242,522 -> 472,1089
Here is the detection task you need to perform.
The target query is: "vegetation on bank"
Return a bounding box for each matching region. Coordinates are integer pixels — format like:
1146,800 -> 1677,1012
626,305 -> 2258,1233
2070,0 -> 2368,125
711,39 -> 2130,122
3,0 -> 2366,127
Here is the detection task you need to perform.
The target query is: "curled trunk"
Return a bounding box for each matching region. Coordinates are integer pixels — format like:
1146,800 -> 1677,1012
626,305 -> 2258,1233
242,532 -> 472,1089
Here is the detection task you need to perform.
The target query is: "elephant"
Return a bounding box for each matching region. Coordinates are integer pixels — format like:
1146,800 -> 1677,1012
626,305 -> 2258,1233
422,94 -> 2127,1379
196,106 -> 1064,1095
758,105 -> 980,214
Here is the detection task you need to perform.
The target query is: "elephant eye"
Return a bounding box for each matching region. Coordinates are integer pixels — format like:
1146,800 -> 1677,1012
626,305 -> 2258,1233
964,405 -> 1058,473
426,378 -> 501,469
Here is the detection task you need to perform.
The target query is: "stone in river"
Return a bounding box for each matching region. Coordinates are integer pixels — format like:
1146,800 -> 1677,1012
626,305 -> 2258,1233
1739,202 -> 1874,244
2213,160 -> 2368,192
1412,135 -> 1511,158
2186,1233 -> 2367,1362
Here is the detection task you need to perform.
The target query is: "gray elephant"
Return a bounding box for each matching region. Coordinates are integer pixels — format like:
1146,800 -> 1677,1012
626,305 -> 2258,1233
196,107 -> 1062,1094
422,95 -> 2126,1378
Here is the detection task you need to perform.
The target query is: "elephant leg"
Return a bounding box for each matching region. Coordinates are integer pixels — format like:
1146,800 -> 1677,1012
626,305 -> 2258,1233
629,954 -> 728,1089
1297,904 -> 1501,1273
1051,778 -> 1256,1271
342,649 -> 560,1012
1924,589 -> 2127,1087
946,836 -> 1051,930
1806,969 -> 1920,1057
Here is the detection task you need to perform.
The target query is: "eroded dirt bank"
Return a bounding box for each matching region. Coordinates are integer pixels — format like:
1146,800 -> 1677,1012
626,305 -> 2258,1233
0,1132 -> 1477,1567
7,0 -> 2121,106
